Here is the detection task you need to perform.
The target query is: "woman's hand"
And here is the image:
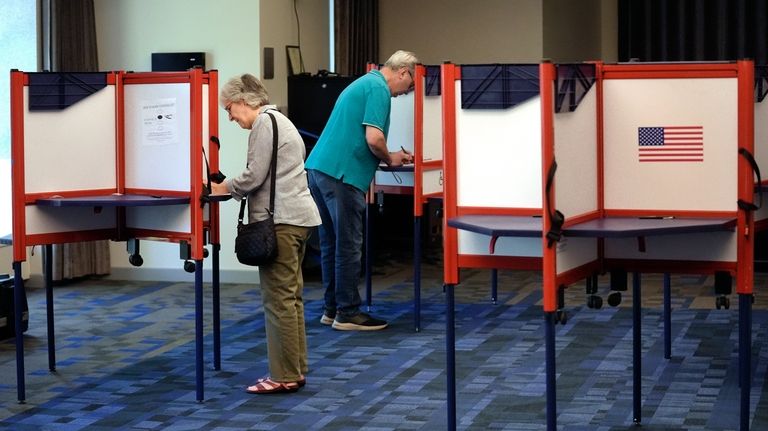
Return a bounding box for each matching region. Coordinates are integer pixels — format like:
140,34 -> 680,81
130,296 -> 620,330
210,181 -> 230,195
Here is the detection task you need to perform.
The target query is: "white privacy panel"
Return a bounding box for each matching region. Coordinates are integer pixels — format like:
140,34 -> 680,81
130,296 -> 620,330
375,170 -> 414,187
124,83 -> 191,192
126,206 -> 191,233
755,99 -> 768,191
555,237 -> 598,273
423,95 -> 443,161
24,87 -> 117,193
25,206 -> 117,235
603,78 -> 738,212
458,230 -> 541,257
388,92 -> 414,151
423,169 -> 443,196
604,231 -> 737,261
456,80 -> 542,208
201,85 -> 210,184
755,191 -> 768,223
554,86 -> 598,218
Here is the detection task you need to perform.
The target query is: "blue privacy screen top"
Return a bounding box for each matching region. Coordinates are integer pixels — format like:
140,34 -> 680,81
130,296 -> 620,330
425,65 -> 441,96
460,64 -> 539,109
27,72 -> 108,111
756,65 -> 768,103
555,63 -> 596,113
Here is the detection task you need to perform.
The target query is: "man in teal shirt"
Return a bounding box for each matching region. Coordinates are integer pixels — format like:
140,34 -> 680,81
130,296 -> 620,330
306,50 -> 418,330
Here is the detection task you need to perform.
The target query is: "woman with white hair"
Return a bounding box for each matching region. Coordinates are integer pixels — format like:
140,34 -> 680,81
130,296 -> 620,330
212,73 -> 320,394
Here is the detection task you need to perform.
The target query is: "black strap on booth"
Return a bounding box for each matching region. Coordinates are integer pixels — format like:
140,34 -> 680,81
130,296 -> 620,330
200,136 -> 227,207
545,160 -> 565,248
738,148 -> 762,211
238,112 -> 279,223
204,136 -> 226,184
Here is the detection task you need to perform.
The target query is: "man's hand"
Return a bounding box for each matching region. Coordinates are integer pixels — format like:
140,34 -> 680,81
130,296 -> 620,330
389,148 -> 413,166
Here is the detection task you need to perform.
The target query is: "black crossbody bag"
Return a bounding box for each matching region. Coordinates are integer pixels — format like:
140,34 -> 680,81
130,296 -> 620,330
234,112 -> 279,266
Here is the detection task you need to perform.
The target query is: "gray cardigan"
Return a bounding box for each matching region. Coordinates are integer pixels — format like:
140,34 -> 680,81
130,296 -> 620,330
227,106 -> 321,228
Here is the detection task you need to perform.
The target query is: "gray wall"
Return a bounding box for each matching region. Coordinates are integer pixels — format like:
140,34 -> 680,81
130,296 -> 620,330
95,0 -> 266,283
93,0 -> 327,283
544,0 -> 617,62
379,0 -> 617,64
379,0 -> 544,64
5,0 -> 619,283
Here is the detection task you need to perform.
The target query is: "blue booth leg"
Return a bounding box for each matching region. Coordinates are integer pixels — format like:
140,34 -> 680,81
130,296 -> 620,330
413,216 -> 422,332
663,273 -> 671,359
213,244 -> 221,371
632,272 -> 642,424
445,283 -> 456,431
365,204 -> 372,311
13,261 -> 26,403
739,293 -> 751,431
491,269 -> 498,304
195,259 -> 204,402
545,311 -> 556,431
45,244 -> 56,371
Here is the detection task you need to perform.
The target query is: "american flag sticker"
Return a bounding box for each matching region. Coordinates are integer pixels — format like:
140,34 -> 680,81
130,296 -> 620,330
637,126 -> 704,162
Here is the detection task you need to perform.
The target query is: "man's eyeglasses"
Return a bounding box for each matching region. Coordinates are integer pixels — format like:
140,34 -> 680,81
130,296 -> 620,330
405,68 -> 415,91
225,102 -> 233,114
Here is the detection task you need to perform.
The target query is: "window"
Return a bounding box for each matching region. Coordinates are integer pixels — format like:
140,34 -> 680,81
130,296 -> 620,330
0,0 -> 38,238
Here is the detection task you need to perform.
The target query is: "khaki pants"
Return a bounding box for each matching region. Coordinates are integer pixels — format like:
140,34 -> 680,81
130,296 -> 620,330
258,224 -> 312,382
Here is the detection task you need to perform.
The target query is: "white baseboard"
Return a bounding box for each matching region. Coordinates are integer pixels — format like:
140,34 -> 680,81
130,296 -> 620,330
107,267 -> 260,285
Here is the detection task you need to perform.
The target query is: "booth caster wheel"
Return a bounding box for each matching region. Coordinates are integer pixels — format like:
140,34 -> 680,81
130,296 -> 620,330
184,260 -> 196,273
587,295 -> 603,309
715,295 -> 730,310
607,291 -> 622,307
128,254 -> 143,267
554,310 -> 568,325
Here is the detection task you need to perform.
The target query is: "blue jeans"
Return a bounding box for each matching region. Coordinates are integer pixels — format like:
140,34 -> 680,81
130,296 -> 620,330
307,169 -> 366,317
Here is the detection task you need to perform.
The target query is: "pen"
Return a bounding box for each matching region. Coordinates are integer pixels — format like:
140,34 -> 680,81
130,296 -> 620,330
401,146 -> 414,164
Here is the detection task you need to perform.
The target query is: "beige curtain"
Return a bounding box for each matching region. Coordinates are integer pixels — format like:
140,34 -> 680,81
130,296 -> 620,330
334,0 -> 379,76
44,0 -> 110,281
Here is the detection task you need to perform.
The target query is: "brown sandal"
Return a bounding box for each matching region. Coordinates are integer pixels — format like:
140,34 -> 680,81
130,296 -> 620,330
245,377 -> 301,394
254,375 -> 306,388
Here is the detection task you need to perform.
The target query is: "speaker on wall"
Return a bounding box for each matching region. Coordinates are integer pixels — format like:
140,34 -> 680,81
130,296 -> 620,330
151,52 -> 206,71
263,47 -> 274,79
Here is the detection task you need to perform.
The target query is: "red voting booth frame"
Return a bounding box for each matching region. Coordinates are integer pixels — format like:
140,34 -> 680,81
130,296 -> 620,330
10,69 -> 221,261
8,68 -> 222,404
439,60 -> 757,431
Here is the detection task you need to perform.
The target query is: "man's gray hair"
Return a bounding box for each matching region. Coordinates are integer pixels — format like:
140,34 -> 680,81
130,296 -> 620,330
383,50 -> 419,74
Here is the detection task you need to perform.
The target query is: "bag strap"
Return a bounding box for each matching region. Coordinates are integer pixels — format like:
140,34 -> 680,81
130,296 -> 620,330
238,110 -> 279,223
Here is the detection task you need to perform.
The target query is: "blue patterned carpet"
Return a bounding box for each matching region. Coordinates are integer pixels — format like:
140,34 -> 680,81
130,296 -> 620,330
1,256 -> 768,430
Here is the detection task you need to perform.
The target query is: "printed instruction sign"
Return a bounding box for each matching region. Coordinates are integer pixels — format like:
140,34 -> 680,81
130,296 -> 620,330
141,98 -> 179,146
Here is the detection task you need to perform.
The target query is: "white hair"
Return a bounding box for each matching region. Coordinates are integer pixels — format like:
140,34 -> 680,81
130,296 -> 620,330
383,50 -> 419,74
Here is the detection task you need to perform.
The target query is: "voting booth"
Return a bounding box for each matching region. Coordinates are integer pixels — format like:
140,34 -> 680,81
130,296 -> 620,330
8,68 -> 223,403
410,64 -> 445,330
440,61 -> 757,430
362,65 -> 445,331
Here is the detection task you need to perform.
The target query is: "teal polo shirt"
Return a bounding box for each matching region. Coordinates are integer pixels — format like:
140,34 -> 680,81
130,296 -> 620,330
305,70 -> 391,192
